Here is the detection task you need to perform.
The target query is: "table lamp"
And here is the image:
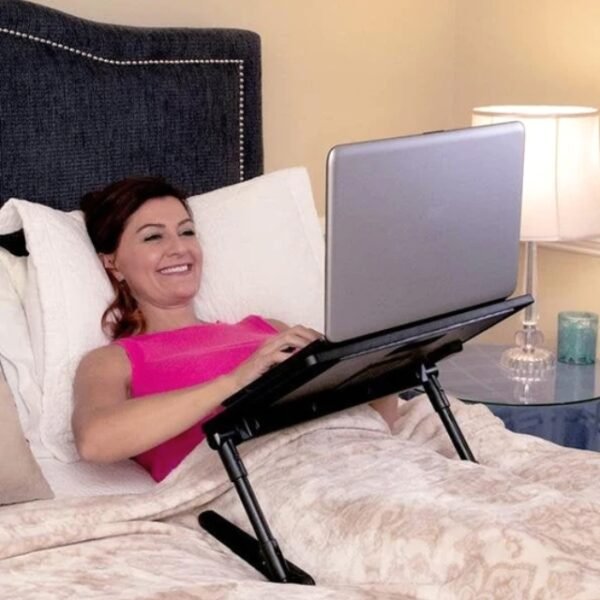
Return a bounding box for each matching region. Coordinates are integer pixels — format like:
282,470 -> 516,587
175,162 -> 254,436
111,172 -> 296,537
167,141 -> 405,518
471,105 -> 600,380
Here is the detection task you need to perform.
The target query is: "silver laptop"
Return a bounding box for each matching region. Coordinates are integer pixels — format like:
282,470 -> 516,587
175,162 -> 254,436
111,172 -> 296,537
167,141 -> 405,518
324,122 -> 525,342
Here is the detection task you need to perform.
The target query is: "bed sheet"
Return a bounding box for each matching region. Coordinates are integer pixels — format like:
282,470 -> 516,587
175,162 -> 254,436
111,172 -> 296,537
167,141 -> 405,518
1,367 -> 155,498
3,399 -> 600,599
36,455 -> 155,498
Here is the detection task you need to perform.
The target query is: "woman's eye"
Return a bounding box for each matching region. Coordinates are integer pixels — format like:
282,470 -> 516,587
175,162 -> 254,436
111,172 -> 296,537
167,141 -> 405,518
181,230 -> 196,237
143,234 -> 162,242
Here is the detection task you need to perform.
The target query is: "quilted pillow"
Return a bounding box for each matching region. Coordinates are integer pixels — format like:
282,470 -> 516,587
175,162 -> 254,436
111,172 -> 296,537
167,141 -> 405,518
0,371 -> 53,505
0,168 -> 324,461
0,248 -> 44,453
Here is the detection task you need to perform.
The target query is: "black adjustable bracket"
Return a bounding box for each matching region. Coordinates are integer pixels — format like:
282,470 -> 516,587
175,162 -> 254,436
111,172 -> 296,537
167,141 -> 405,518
198,361 -> 476,584
199,431 -> 315,585
417,363 -> 477,462
197,297 -> 534,583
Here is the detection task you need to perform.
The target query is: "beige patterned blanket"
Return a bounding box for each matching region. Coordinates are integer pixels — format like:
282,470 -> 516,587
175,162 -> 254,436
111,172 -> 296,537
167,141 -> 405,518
2,397 -> 600,599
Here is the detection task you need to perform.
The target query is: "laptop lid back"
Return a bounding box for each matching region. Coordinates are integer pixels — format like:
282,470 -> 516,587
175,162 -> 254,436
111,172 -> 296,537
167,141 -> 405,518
325,122 -> 525,342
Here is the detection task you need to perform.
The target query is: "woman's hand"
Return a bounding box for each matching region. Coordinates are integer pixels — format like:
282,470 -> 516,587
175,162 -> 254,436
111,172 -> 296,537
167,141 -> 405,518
230,325 -> 322,391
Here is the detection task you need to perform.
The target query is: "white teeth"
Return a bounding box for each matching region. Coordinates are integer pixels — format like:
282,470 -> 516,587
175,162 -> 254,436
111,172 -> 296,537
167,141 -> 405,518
159,265 -> 190,274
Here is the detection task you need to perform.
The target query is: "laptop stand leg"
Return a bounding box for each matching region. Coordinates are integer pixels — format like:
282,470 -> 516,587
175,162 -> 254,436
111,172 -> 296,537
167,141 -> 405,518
418,364 -> 477,463
198,436 -> 315,585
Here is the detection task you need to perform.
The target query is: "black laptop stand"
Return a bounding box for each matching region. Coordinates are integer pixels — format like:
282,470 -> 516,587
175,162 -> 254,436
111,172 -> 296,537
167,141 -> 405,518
198,295 -> 532,584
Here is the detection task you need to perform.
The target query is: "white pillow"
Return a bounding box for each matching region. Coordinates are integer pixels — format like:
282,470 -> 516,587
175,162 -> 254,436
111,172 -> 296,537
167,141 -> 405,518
0,246 -> 26,300
0,168 -> 324,461
0,248 -> 44,453
191,169 -> 324,330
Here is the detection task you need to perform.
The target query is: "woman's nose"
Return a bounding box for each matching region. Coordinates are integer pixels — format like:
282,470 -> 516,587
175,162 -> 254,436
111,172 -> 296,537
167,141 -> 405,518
166,233 -> 186,254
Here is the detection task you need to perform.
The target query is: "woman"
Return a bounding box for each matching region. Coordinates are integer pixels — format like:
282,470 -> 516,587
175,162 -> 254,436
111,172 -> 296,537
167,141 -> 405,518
71,177 -> 600,591
72,176 -> 398,481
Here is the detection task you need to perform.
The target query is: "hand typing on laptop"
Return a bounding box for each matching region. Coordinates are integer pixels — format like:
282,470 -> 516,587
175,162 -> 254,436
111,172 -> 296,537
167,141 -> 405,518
226,319 -> 400,430
229,324 -> 322,391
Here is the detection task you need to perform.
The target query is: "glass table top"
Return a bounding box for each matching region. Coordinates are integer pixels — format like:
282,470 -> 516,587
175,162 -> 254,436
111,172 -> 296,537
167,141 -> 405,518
437,343 -> 600,406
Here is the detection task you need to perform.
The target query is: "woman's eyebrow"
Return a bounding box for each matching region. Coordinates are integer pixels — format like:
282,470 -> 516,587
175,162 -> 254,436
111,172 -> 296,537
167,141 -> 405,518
136,223 -> 163,233
135,218 -> 194,234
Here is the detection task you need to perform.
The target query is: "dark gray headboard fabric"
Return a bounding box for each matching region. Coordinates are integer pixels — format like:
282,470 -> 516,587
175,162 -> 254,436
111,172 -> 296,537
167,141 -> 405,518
0,0 -> 262,253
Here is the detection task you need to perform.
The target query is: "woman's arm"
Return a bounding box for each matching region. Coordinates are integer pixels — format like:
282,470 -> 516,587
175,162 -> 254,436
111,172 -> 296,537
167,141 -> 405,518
72,324 -> 321,463
72,345 -> 236,463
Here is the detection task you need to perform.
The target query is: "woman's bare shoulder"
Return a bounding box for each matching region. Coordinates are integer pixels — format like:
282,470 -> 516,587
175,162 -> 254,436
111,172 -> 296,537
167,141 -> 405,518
73,344 -> 132,420
76,343 -> 131,379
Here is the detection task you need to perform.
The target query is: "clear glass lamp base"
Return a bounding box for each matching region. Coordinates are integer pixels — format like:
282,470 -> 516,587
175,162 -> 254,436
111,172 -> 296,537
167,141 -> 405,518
500,325 -> 556,382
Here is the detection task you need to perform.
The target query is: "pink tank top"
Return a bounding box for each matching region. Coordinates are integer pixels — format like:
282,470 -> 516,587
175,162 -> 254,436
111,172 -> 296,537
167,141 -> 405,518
114,315 -> 278,482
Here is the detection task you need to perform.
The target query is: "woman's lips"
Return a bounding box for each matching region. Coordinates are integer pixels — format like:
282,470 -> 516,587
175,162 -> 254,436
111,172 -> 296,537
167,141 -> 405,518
158,264 -> 192,275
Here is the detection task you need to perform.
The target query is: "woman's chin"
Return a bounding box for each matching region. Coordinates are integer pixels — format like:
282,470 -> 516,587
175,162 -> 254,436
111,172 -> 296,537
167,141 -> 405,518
177,287 -> 200,302
161,284 -> 200,304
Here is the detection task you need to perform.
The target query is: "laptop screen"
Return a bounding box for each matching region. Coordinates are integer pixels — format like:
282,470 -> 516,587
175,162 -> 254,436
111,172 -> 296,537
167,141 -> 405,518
324,123 -> 525,342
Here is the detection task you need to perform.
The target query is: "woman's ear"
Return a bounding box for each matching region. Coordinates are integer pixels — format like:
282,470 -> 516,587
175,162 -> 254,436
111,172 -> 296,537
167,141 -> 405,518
100,253 -> 124,282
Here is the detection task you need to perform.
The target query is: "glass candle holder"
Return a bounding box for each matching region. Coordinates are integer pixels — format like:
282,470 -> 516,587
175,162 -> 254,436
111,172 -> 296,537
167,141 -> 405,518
557,311 -> 598,365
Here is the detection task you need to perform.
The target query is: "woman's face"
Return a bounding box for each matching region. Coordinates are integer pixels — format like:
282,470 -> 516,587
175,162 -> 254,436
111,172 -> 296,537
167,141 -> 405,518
103,196 -> 202,310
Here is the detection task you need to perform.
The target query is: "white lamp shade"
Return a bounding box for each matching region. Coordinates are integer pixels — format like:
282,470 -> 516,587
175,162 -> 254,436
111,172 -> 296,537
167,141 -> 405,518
472,105 -> 600,241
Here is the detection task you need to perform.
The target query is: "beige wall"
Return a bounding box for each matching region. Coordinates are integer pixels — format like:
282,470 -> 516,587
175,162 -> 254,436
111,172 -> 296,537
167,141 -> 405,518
30,0 -> 457,212
454,0 -> 600,352
27,1 -> 600,353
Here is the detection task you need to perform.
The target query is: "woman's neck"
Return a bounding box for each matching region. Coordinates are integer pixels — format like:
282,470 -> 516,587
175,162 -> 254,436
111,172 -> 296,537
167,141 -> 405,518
141,303 -> 205,333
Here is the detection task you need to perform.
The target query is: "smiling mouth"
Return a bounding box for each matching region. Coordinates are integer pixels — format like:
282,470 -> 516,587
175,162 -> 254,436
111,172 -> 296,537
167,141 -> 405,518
158,264 -> 193,275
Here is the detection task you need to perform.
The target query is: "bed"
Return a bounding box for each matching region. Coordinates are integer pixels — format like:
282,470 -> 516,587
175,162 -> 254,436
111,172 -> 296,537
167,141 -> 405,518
2,1 -> 600,598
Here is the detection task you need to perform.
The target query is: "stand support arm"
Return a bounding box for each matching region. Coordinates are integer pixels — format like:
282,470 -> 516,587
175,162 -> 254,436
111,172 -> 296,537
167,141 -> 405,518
418,364 -> 477,463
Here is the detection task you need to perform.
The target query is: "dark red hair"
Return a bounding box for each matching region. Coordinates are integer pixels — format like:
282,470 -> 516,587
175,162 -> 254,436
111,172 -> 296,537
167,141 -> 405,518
81,176 -> 190,340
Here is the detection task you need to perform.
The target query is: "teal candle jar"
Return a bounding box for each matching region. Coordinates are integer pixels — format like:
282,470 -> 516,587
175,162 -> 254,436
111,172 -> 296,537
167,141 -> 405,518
557,311 -> 598,365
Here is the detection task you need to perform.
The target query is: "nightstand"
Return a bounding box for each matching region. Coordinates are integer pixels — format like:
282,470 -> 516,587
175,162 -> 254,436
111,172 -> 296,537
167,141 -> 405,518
437,343 -> 600,451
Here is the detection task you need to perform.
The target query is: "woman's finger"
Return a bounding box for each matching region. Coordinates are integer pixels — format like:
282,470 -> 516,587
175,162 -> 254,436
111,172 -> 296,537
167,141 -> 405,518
270,349 -> 302,364
288,325 -> 322,341
259,332 -> 310,354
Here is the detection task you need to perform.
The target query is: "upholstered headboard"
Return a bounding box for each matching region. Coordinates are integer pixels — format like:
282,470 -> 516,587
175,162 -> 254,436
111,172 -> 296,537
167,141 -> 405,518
0,0 -> 263,253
